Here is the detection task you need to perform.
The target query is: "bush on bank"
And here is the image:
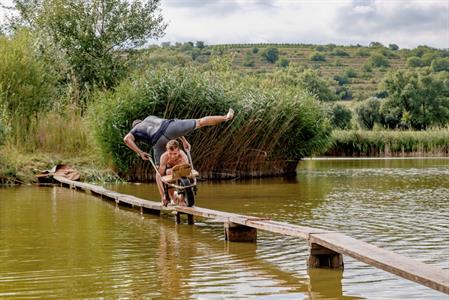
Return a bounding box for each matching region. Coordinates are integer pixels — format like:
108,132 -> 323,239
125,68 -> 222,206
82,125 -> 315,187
90,65 -> 331,180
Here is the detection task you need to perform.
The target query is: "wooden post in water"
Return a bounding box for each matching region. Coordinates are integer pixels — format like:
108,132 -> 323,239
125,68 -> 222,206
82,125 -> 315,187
308,242 -> 344,269
224,222 -> 257,242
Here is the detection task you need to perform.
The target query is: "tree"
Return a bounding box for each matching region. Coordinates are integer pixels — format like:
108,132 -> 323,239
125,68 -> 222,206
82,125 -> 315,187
328,104 -> 352,129
355,98 -> 381,129
369,41 -> 384,48
261,47 -> 279,63
0,30 -> 58,141
296,69 -> 336,101
389,44 -> 399,51
195,41 -> 205,49
9,0 -> 166,107
380,70 -> 449,129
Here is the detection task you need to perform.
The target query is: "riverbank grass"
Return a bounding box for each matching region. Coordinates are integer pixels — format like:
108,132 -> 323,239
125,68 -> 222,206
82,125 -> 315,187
329,129 -> 449,156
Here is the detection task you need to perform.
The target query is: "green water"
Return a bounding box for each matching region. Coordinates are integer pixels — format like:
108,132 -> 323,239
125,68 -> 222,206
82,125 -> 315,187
1,158 -> 448,299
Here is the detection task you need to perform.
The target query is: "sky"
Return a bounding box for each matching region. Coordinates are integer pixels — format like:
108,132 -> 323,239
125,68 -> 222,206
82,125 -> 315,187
159,0 -> 449,49
1,0 -> 448,49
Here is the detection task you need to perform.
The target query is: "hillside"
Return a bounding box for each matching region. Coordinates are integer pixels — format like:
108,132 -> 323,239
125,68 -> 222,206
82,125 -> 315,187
137,43 -> 447,102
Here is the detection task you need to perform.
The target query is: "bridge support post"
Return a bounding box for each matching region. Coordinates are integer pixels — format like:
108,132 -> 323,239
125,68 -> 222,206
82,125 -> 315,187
308,243 -> 344,269
224,222 -> 257,242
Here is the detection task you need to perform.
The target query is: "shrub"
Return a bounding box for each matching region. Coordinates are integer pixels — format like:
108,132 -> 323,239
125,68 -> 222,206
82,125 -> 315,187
407,56 -> 424,68
334,74 -> 350,85
252,47 -> 259,54
277,57 -> 290,68
332,49 -> 350,57
431,58 -> 449,72
356,48 -> 370,57
243,52 -> 255,67
90,66 -> 331,177
328,104 -> 352,129
355,98 -> 381,129
367,53 -> 390,68
261,47 -> 279,63
310,52 -> 326,61
336,86 -> 353,100
345,68 -> 358,78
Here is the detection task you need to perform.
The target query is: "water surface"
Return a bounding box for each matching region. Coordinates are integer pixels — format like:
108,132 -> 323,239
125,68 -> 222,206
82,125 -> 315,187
1,158 -> 448,299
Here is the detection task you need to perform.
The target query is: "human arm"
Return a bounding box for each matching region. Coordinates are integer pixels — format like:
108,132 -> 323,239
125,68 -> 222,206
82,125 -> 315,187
123,132 -> 150,160
179,136 -> 191,151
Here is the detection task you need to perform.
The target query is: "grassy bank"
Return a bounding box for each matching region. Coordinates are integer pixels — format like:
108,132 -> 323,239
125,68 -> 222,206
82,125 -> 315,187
327,129 -> 449,157
0,108 -> 120,185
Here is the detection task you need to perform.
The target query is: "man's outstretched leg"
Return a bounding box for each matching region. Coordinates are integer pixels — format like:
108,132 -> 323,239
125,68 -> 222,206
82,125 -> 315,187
195,108 -> 234,129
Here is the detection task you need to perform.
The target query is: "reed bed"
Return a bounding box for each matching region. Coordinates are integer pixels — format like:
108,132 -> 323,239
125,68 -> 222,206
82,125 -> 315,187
90,65 -> 331,180
328,129 -> 449,157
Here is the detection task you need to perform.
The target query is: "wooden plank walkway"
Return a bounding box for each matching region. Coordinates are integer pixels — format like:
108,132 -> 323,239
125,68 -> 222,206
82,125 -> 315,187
53,176 -> 449,294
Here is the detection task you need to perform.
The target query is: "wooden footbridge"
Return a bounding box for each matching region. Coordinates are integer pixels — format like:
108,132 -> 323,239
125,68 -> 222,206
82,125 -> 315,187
53,176 -> 449,294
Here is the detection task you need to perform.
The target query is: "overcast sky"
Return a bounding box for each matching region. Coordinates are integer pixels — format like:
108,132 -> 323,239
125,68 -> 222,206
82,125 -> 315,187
1,0 -> 448,49
159,0 -> 448,49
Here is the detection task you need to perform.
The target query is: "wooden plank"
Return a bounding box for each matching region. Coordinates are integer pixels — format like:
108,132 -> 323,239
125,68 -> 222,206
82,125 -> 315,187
310,232 -> 449,294
52,176 -> 449,294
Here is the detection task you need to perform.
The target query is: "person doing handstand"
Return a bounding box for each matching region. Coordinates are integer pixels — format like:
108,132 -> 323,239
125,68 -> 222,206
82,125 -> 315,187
123,109 -> 234,203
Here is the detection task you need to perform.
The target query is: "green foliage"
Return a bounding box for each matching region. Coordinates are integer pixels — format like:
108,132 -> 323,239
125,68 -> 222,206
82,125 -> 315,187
367,53 -> 390,68
288,69 -> 336,101
336,86 -> 352,100
277,57 -> 290,68
431,58 -> 449,72
380,70 -> 449,129
252,47 -> 259,54
369,41 -> 384,48
261,47 -> 279,63
310,52 -> 326,61
12,0 -> 166,96
195,41 -> 205,49
0,30 -> 58,143
407,56 -> 424,68
389,44 -> 399,51
355,48 -> 370,57
355,98 -> 381,129
89,66 -> 331,175
344,68 -> 358,78
334,74 -> 350,85
243,52 -> 255,67
328,104 -> 352,129
332,49 -> 350,57
315,45 -> 326,52
329,129 -> 449,156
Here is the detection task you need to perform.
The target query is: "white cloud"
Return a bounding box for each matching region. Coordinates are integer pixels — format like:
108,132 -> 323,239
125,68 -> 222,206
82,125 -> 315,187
158,0 -> 448,49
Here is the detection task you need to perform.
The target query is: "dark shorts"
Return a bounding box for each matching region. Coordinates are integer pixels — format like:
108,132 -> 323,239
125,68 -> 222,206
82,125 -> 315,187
153,119 -> 196,164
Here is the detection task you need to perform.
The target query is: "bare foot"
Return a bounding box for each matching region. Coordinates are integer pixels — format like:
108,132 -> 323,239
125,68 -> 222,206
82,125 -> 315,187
225,108 -> 234,121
